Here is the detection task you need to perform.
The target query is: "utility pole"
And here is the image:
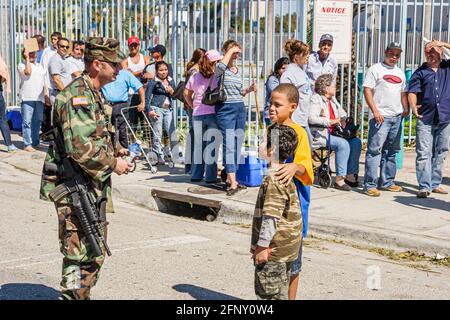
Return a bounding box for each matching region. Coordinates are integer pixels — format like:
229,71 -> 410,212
160,0 -> 166,45
223,0 -> 229,41
266,0 -> 274,73
423,0 -> 432,41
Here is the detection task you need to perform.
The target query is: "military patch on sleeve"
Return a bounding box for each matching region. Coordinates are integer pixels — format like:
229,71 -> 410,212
72,96 -> 90,106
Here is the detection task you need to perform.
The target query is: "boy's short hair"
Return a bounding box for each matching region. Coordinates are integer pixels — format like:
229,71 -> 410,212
267,124 -> 298,162
272,83 -> 299,104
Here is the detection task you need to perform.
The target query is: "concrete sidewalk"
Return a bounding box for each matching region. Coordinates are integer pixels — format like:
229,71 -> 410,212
1,134 -> 449,257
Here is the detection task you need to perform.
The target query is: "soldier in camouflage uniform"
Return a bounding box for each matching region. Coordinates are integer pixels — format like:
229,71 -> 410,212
251,124 -> 302,300
40,37 -> 132,300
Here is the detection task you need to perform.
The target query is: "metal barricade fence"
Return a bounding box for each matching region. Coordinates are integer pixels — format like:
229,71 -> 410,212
0,0 -> 448,145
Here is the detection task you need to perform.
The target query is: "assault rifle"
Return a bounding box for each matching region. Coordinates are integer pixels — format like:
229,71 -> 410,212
43,128 -> 112,257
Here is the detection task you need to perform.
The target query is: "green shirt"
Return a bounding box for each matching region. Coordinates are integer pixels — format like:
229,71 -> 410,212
251,174 -> 302,263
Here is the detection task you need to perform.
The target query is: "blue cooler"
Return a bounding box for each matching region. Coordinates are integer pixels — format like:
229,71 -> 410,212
6,107 -> 22,131
236,152 -> 268,187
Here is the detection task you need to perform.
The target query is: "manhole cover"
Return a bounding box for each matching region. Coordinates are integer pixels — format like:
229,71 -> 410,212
187,185 -> 225,195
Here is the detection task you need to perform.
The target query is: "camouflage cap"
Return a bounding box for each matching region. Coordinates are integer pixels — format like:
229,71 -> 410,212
84,37 -> 126,63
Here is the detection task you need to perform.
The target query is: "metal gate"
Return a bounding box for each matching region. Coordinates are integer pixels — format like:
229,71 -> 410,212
0,0 -> 447,144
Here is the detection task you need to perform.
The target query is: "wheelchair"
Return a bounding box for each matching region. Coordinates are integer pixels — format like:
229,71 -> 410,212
311,128 -> 333,189
312,145 -> 333,189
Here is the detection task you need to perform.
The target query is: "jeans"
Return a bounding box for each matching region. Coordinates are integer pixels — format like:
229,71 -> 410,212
150,106 -> 173,159
0,92 -> 12,146
364,115 -> 402,190
184,107 -> 195,173
329,135 -> 362,177
21,101 -> 44,147
415,119 -> 450,191
215,102 -> 246,173
191,114 -> 220,182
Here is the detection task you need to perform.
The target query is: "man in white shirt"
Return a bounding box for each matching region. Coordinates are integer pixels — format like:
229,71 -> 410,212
40,32 -> 61,83
305,34 -> 338,85
40,31 -> 61,133
66,40 -> 85,79
18,48 -> 48,151
362,42 -> 409,197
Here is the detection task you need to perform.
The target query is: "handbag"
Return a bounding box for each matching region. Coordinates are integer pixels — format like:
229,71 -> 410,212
332,117 -> 359,140
172,80 -> 186,103
202,72 -> 227,105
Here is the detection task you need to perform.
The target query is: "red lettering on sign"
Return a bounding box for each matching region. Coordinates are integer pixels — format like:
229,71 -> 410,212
321,7 -> 346,14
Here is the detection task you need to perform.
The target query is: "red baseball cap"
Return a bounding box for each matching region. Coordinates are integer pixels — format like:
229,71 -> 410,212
128,36 -> 140,46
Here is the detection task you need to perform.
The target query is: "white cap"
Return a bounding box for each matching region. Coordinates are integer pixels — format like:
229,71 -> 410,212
135,139 -> 142,145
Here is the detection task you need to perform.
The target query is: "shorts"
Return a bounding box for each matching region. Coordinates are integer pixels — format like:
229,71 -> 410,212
290,241 -> 303,276
254,260 -> 292,300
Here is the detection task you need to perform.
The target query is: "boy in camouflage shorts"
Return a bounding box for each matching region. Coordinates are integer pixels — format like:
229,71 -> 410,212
251,124 -> 303,300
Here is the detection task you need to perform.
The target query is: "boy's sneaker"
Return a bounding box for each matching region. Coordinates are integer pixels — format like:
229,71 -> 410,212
383,184 -> 403,192
365,188 -> 381,197
417,189 -> 431,198
7,144 -> 18,152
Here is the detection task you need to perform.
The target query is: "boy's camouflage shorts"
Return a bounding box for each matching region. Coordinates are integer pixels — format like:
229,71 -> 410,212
254,261 -> 292,300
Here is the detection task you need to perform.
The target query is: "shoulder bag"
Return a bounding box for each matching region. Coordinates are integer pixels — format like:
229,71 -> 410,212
201,71 -> 227,106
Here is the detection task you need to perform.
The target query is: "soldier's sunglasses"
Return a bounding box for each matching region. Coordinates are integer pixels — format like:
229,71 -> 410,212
99,60 -> 121,69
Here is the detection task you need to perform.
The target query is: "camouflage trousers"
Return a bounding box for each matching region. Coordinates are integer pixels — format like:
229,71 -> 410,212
55,202 -> 107,300
254,261 -> 292,300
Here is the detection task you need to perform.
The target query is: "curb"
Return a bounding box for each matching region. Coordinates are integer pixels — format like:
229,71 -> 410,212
114,184 -> 450,257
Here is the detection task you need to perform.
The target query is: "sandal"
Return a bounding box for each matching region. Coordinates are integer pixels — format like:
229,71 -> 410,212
225,182 -> 247,189
226,187 -> 240,196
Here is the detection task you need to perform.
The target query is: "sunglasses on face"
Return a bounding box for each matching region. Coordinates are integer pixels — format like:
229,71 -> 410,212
59,45 -> 70,49
100,60 -> 120,69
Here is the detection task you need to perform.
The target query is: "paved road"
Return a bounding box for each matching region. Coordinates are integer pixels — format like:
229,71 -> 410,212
0,159 -> 449,300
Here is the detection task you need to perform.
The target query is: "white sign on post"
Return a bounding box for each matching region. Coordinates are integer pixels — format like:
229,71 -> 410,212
313,0 -> 353,64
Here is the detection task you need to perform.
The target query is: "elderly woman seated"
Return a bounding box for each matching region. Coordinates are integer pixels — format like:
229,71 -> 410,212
309,74 -> 362,191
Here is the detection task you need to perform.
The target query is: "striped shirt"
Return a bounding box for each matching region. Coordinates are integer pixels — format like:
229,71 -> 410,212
215,61 -> 243,103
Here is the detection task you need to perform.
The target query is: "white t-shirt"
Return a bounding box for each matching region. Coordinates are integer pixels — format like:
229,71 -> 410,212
18,62 -> 46,102
363,62 -> 406,118
66,56 -> 85,77
40,46 -> 57,89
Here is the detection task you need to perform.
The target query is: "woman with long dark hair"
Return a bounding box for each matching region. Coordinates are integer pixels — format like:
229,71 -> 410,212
184,48 -> 206,174
264,57 -> 290,126
184,50 -> 222,182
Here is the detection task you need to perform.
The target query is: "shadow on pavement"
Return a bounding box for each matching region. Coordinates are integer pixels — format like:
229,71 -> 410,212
172,284 -> 241,300
146,174 -> 192,183
442,177 -> 450,186
393,195 -> 450,212
0,283 -> 60,300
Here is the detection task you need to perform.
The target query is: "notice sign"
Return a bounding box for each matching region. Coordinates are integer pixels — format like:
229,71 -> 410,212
313,0 -> 353,64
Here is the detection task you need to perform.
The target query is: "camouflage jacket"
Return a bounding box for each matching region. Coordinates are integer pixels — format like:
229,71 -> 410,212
250,172 -> 302,263
40,74 -> 117,212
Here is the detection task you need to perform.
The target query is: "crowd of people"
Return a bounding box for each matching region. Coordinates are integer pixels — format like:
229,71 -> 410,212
0,29 -> 448,300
